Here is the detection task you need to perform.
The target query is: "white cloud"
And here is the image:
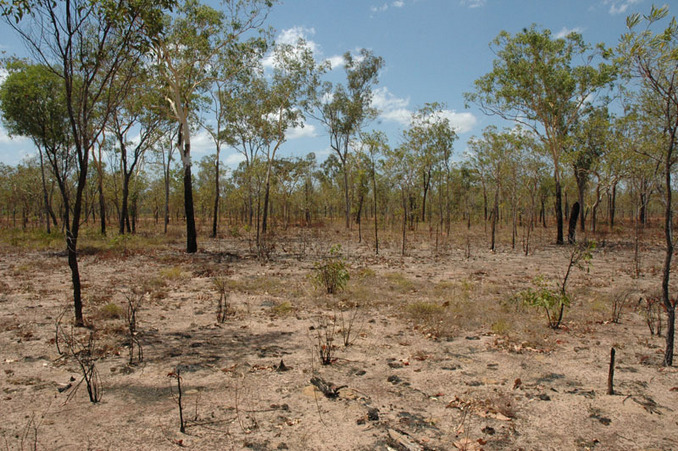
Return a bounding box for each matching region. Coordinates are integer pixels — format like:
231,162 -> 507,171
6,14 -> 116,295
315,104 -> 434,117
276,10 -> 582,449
370,1 -> 406,14
604,0 -> 643,15
263,27 -> 320,68
439,110 -> 477,134
224,152 -> 245,167
188,130 -> 214,159
555,26 -> 584,39
372,87 -> 410,114
460,0 -> 486,8
325,55 -> 345,70
371,87 -> 477,133
286,123 -> 317,140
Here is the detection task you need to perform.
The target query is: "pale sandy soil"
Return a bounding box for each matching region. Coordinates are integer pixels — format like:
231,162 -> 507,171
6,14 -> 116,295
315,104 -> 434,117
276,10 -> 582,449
1,224 -> 677,450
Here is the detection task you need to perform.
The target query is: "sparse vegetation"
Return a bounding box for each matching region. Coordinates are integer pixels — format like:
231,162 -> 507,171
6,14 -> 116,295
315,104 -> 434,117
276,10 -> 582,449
311,245 -> 350,294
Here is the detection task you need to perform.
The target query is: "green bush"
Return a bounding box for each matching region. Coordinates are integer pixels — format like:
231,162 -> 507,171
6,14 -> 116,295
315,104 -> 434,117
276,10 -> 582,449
311,245 -> 350,294
100,303 -> 124,320
513,275 -> 570,329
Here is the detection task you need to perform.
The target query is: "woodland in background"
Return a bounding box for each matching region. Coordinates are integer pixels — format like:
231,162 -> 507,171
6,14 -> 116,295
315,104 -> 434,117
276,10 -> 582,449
0,1 -> 677,366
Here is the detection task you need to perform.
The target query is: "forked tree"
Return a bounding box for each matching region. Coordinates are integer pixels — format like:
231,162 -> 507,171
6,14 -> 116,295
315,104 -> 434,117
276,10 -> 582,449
1,0 -> 170,325
465,25 -> 616,244
618,5 -> 678,366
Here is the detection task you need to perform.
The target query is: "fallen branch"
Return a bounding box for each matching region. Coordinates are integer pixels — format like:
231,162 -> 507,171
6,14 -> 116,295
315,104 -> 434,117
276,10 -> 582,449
310,376 -> 346,399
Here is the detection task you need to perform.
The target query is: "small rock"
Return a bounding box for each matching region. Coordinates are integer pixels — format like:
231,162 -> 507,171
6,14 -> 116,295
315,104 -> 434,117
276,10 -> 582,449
482,426 -> 496,435
387,375 -> 402,384
388,362 -> 404,369
465,336 -> 480,340
538,393 -> 551,401
367,407 -> 380,421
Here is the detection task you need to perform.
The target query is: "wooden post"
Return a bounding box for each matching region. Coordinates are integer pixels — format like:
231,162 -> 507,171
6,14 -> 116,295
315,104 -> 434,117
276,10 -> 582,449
607,347 -> 616,395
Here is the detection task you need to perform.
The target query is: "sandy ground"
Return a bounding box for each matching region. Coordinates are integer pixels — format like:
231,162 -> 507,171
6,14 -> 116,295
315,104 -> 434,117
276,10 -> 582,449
1,224 -> 677,450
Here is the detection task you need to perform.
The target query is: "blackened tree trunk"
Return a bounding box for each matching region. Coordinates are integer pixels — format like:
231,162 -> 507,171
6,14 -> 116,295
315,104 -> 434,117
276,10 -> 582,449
568,202 -> 580,244
184,159 -> 198,253
555,178 -> 564,244
211,154 -> 220,238
120,173 -> 131,235
662,136 -> 675,367
608,182 -> 617,229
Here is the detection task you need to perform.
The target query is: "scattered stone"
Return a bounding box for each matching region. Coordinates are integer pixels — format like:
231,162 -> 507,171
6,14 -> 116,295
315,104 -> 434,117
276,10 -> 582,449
276,359 -> 289,372
482,426 -> 495,435
536,373 -> 564,384
387,375 -> 402,385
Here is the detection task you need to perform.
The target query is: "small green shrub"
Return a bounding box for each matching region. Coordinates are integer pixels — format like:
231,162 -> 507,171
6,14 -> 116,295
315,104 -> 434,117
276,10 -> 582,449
491,318 -> 512,335
513,276 -> 570,329
100,303 -> 124,320
159,266 -> 183,280
311,245 -> 350,294
407,301 -> 445,318
271,301 -> 294,316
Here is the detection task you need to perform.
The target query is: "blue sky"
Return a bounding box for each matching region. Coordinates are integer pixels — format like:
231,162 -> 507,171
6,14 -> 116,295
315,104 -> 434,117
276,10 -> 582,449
0,0 -> 657,168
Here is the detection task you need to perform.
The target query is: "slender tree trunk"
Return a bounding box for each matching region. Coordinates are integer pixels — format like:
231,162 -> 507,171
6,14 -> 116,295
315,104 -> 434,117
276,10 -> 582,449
183,157 -> 197,253
490,188 -> 499,252
662,141 -> 675,367
356,193 -> 363,243
262,177 -> 271,235
211,149 -> 220,238
555,176 -> 564,244
120,174 -> 131,235
421,171 -> 430,223
401,191 -> 407,256
343,164 -> 350,229
609,182 -> 617,230
372,164 -> 379,255
38,149 -> 53,234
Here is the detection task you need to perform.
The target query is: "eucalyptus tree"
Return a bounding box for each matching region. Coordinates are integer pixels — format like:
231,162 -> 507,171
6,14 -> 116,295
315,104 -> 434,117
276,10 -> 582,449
618,5 -> 678,365
567,106 -> 611,233
259,39 -> 323,236
469,126 -> 522,252
384,142 -> 418,256
155,0 -> 273,253
311,49 -> 384,229
2,0 -> 168,326
201,33 -> 268,238
109,65 -> 165,235
403,103 -> 457,224
222,72 -> 268,230
0,60 -> 67,234
465,25 -> 616,244
360,130 -> 389,254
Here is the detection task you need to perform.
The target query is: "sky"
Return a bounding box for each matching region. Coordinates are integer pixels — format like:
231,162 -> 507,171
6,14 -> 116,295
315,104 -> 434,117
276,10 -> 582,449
0,0 -> 661,168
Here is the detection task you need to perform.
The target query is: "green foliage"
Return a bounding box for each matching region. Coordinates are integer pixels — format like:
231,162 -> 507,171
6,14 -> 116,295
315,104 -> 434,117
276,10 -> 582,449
100,303 -> 124,320
513,275 -> 570,329
271,301 -> 294,316
311,245 -> 350,294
